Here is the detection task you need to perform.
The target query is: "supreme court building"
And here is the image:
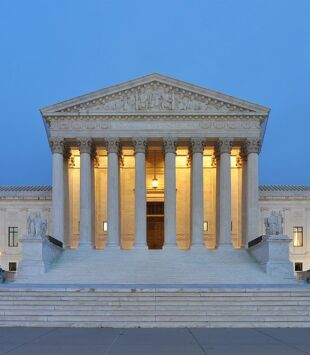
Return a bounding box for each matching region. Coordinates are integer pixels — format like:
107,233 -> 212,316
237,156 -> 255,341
44,73 -> 268,252
1,74 -> 310,283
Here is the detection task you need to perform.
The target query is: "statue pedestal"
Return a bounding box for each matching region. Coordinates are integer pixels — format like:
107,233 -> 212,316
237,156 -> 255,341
249,235 -> 294,279
17,235 -> 63,280
17,236 -> 46,279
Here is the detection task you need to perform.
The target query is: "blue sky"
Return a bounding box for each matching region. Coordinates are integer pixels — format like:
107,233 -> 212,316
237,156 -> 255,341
0,0 -> 309,185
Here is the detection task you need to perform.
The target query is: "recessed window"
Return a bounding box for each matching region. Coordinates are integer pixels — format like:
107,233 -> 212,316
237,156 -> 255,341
293,227 -> 303,247
9,262 -> 17,272
103,221 -> 108,232
8,227 -> 18,247
295,262 -> 303,272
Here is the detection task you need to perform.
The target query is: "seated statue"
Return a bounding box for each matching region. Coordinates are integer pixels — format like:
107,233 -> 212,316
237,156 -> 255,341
264,211 -> 283,235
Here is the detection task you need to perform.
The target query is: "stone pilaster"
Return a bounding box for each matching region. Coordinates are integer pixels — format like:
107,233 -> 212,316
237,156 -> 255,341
216,138 -> 233,246
49,137 -> 65,244
190,138 -> 205,247
133,137 -> 147,248
78,137 -> 93,247
106,138 -> 120,247
163,137 -> 177,248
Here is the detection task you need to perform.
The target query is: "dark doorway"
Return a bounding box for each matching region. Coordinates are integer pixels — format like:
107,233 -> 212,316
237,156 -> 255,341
147,202 -> 164,249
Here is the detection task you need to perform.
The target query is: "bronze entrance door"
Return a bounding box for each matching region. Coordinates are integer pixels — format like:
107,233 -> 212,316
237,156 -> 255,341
147,202 -> 164,249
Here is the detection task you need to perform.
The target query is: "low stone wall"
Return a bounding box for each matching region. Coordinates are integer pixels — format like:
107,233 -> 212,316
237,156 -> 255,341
248,234 -> 295,279
16,235 -> 63,280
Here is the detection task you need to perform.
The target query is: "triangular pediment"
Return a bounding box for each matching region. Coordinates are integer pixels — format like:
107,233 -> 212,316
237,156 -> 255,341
41,74 -> 269,116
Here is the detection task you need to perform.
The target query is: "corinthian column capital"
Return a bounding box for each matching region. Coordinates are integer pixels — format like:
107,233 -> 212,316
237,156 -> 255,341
132,137 -> 147,154
163,137 -> 177,154
49,137 -> 64,154
190,137 -> 205,154
105,137 -> 120,154
78,137 -> 93,154
243,138 -> 261,155
215,138 -> 233,156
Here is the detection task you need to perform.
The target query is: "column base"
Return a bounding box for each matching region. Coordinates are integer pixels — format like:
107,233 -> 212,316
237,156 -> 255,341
106,244 -> 121,249
190,244 -> 205,249
163,244 -> 178,250
216,243 -> 233,249
134,244 -> 148,249
78,243 -> 93,249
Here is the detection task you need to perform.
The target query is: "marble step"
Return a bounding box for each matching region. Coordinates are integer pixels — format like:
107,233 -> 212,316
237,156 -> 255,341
0,304 -> 309,312
1,320 -> 310,328
1,309 -> 310,316
0,287 -> 309,327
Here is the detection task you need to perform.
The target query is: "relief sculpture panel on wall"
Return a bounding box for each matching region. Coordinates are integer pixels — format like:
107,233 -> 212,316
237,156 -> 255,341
60,82 -> 253,114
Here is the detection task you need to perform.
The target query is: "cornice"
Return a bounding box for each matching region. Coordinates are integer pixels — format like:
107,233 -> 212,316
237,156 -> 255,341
45,112 -> 266,118
45,114 -> 266,128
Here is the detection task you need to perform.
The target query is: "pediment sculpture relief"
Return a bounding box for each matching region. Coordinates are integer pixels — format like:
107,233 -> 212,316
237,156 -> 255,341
60,82 -> 252,114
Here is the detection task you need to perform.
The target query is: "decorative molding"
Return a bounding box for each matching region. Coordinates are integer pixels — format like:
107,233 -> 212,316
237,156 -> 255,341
163,137 -> 177,154
48,114 -> 264,125
190,138 -> 205,154
215,138 -> 233,155
243,138 -> 261,154
78,137 -> 93,154
49,137 -> 64,154
105,137 -> 120,154
132,137 -> 147,154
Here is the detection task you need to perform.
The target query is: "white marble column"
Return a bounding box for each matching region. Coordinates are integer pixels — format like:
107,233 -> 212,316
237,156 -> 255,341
63,146 -> 71,248
163,137 -> 177,248
191,138 -> 205,247
50,137 -> 65,244
243,138 -> 260,245
78,137 -> 93,247
216,138 -> 233,246
133,138 -> 147,248
106,138 -> 120,247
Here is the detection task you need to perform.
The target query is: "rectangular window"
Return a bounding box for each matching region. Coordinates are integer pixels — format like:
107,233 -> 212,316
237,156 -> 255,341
8,227 -> 18,247
295,262 -> 303,272
293,227 -> 303,247
8,262 -> 17,272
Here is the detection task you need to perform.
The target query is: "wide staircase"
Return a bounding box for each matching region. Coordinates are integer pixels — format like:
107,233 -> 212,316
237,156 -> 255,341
0,286 -> 310,327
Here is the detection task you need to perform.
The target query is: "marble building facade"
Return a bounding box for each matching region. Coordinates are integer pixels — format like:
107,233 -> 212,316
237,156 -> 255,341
0,74 -> 309,274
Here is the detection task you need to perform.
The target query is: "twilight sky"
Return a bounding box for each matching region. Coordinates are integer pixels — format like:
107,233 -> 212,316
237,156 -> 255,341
0,0 -> 309,185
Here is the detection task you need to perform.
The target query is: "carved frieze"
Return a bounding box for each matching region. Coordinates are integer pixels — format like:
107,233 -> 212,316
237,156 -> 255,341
163,137 -> 177,154
57,82 -> 254,114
